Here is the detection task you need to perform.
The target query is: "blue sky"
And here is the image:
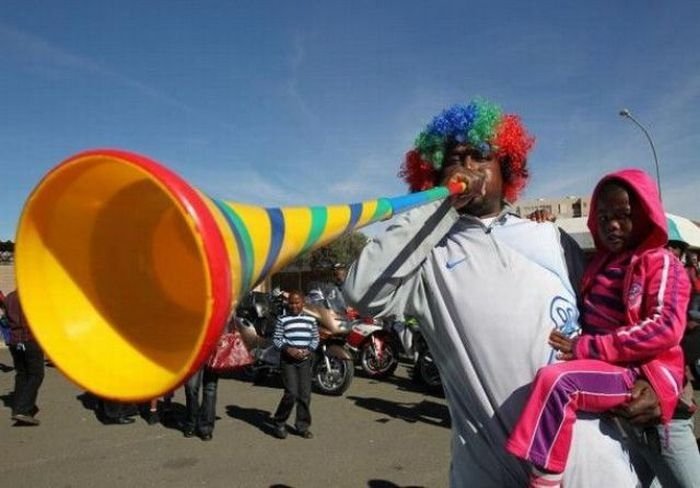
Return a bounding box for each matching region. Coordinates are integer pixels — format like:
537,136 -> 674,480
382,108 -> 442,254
1,1 -> 699,240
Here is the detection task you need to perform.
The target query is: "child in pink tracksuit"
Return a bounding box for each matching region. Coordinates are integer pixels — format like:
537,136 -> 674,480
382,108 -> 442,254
506,169 -> 691,487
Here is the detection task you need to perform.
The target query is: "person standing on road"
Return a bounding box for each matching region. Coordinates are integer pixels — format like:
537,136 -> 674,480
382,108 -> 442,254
183,315 -> 233,441
5,289 -> 44,426
343,98 -> 661,487
271,290 -> 319,439
183,365 -> 219,441
0,290 -> 11,346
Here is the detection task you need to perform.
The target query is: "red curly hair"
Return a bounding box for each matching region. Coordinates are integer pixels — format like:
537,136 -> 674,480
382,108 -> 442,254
398,101 -> 534,203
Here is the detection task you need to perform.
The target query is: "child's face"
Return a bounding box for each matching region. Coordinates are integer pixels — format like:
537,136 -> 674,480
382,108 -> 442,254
287,293 -> 305,315
595,183 -> 641,253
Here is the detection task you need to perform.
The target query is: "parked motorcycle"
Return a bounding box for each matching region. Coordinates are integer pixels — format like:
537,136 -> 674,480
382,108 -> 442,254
392,317 -> 442,391
312,316 -> 355,395
306,285 -> 400,379
236,289 -> 286,338
345,314 -> 400,379
235,293 -> 354,396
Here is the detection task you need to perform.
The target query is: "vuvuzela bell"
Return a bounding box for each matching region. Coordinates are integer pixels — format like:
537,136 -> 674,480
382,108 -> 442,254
15,149 -> 461,401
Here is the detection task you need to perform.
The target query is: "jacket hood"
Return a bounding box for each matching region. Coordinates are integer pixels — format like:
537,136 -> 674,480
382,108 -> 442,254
587,169 -> 667,252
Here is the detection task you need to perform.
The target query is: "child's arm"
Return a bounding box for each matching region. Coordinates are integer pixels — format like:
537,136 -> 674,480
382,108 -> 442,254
574,253 -> 690,363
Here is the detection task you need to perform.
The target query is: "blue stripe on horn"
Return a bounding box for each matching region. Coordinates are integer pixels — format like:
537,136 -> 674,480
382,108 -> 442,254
344,203 -> 363,234
255,207 -> 285,286
211,199 -> 254,295
387,187 -> 449,215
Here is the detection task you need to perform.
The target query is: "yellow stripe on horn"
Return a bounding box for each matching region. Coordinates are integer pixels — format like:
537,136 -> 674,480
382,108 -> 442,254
269,206 -> 313,275
314,204 -> 352,248
356,200 -> 380,227
226,202 -> 271,287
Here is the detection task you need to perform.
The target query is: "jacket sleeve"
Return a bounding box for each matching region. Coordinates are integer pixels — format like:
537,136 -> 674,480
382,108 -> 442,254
574,252 -> 690,363
343,199 -> 459,319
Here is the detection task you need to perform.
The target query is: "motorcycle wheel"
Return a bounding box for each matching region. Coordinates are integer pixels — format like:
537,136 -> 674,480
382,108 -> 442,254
417,351 -> 442,390
313,355 -> 354,396
360,341 -> 399,379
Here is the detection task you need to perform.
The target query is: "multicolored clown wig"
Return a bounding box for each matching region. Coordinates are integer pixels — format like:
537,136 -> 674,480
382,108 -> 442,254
399,98 -> 535,202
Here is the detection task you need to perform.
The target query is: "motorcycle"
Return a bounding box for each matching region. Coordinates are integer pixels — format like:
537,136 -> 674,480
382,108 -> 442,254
392,317 -> 442,391
345,314 -> 400,379
307,284 -> 400,379
235,293 -> 355,396
236,289 -> 286,338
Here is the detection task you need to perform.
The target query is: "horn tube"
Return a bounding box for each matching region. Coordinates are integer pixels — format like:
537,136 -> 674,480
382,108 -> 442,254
15,149 -> 463,401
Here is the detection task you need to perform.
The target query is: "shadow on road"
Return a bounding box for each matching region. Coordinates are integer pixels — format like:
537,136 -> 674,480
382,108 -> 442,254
346,395 -> 450,428
360,363 -> 444,398
75,392 -> 189,429
225,404 -> 278,436
367,481 -> 427,488
1,391 -> 14,411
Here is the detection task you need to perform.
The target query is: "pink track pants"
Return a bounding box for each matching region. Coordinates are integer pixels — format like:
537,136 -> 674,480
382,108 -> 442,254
506,359 -> 637,473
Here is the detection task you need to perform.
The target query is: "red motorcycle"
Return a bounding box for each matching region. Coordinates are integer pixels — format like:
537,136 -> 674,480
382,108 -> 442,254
345,310 -> 399,379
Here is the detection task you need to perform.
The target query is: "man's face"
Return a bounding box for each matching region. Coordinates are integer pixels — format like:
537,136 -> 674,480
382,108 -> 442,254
287,293 -> 304,315
333,268 -> 346,284
595,183 -> 645,253
441,143 -> 504,217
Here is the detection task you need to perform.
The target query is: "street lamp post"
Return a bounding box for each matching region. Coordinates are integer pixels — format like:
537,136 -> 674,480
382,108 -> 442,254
619,108 -> 662,201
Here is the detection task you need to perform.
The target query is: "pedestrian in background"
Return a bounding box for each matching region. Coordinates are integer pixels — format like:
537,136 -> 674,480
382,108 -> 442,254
5,290 -> 44,426
0,290 -> 11,346
182,365 -> 218,441
271,290 -> 319,439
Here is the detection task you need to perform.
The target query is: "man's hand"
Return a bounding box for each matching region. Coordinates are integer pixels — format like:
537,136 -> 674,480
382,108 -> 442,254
548,330 -> 575,360
612,379 -> 662,425
440,166 -> 485,210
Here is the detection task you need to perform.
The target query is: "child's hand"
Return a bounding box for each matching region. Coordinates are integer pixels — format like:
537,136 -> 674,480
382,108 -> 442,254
549,330 -> 575,360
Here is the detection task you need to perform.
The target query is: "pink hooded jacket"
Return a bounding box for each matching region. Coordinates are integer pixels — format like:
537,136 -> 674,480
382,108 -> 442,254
573,169 -> 690,423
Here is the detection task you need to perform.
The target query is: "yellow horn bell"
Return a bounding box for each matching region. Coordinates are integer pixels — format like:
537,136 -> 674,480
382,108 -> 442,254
15,149 -> 459,401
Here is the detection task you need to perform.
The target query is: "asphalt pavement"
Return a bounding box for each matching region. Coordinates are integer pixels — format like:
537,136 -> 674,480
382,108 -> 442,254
2,348 -> 699,488
0,348 -> 451,488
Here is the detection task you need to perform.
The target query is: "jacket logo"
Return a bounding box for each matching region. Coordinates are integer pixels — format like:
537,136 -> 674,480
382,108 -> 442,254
550,296 -> 580,338
446,257 -> 467,270
547,296 -> 580,364
628,282 -> 643,305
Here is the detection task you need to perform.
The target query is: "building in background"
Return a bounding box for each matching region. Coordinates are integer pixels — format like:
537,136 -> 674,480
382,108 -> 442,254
514,196 -> 591,219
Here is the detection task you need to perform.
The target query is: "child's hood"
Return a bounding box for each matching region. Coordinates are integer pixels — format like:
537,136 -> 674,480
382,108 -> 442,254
586,168 -> 667,252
